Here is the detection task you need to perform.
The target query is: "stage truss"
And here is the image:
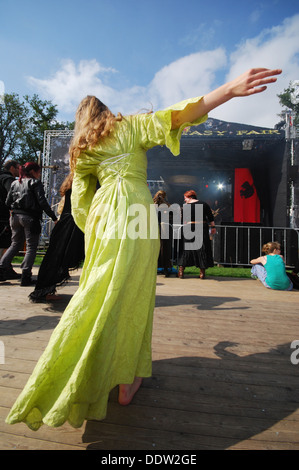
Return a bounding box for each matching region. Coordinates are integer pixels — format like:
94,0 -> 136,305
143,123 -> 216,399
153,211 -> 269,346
42,129 -> 74,201
41,129 -> 74,242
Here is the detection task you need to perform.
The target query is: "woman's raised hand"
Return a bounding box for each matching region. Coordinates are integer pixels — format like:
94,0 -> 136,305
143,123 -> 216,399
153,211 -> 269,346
171,67 -> 282,129
227,68 -> 282,98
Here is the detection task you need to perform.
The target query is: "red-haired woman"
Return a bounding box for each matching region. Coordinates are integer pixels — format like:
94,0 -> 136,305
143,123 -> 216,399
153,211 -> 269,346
177,190 -> 216,279
0,162 -> 57,286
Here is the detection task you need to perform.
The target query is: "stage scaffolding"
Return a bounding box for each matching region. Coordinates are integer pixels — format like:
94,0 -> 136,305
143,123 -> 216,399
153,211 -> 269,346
41,129 -> 74,244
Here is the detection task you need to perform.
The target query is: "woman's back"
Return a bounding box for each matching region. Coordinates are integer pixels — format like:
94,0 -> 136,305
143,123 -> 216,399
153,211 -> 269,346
265,255 -> 290,290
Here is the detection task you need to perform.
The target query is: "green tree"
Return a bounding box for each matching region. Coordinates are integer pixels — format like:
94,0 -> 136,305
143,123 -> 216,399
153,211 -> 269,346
277,82 -> 299,127
0,93 -> 74,167
19,94 -> 75,163
0,93 -> 28,167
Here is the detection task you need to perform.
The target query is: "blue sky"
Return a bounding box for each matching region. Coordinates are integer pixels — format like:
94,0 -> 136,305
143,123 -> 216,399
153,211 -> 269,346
1,0 -> 299,127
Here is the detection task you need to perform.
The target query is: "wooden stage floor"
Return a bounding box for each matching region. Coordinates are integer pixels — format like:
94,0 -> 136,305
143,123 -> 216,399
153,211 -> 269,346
1,266 -> 299,450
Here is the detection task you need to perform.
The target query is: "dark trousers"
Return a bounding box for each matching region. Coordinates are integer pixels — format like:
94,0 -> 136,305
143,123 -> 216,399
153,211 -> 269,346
0,213 -> 40,275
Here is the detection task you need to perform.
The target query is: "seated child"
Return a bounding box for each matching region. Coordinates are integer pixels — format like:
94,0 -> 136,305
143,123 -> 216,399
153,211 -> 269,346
250,241 -> 293,291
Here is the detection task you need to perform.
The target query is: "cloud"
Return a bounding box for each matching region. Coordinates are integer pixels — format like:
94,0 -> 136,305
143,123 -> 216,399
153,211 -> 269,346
27,50 -> 227,119
27,14 -> 299,127
148,48 -> 227,109
179,21 -> 222,49
28,58 -> 152,117
28,59 -> 119,114
212,14 -> 299,126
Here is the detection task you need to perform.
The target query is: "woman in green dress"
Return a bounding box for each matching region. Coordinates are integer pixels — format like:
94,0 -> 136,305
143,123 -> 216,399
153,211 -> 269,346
6,68 -> 281,430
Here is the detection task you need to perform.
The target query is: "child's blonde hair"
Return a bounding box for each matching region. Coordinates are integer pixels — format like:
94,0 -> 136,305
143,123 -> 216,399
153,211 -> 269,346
262,241 -> 281,254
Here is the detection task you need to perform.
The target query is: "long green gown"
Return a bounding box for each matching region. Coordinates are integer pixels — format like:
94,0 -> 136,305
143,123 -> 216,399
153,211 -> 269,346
6,97 -> 207,430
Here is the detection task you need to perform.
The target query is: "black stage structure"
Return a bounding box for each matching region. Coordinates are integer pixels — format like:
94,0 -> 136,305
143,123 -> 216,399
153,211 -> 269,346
42,118 -> 299,266
147,118 -> 290,228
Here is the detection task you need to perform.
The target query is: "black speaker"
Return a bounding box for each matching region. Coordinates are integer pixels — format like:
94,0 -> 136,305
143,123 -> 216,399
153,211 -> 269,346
289,165 -> 299,181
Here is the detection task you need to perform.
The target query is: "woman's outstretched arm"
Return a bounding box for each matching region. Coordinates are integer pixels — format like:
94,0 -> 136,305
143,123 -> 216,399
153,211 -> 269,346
171,68 -> 282,129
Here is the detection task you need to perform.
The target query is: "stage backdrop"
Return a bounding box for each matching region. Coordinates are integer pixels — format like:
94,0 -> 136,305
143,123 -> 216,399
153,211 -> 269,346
234,168 -> 260,223
147,117 -> 286,227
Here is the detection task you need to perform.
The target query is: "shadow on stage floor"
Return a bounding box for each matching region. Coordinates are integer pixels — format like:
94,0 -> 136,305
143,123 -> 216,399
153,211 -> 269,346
82,342 -> 298,450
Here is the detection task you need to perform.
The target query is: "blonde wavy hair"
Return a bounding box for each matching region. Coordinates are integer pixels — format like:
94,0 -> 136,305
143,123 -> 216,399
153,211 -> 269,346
69,96 -> 122,172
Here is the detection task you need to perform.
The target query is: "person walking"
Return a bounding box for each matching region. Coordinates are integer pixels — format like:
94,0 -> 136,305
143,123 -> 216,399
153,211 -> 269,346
0,160 -> 20,280
0,162 -> 57,286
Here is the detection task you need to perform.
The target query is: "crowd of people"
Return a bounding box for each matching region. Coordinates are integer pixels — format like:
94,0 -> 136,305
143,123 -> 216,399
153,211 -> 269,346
1,66 -> 298,432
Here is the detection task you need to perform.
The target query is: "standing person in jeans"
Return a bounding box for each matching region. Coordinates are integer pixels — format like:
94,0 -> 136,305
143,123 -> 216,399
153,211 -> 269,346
0,160 -> 20,279
0,162 -> 57,286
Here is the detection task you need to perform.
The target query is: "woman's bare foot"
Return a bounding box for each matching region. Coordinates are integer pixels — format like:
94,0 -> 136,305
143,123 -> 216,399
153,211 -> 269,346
118,377 -> 143,406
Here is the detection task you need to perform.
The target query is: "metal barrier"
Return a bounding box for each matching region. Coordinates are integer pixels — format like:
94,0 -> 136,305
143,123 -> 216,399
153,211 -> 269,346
211,225 -> 299,268
37,219 -> 299,270
171,224 -> 299,269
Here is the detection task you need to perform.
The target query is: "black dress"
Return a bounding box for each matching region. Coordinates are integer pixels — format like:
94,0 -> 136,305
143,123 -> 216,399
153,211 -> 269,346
178,200 -> 214,269
29,189 -> 85,302
156,204 -> 173,272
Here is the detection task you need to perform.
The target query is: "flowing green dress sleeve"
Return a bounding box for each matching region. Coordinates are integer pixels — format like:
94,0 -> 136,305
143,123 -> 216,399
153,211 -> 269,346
71,155 -> 98,233
140,96 -> 208,155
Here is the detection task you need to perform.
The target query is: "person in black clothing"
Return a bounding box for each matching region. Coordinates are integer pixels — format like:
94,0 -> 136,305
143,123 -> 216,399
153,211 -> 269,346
178,189 -> 216,279
153,190 -> 173,277
0,162 -> 57,286
29,173 -> 85,302
0,160 -> 20,279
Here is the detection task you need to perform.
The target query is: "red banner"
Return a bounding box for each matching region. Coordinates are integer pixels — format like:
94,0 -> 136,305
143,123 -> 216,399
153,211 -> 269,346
234,168 -> 260,223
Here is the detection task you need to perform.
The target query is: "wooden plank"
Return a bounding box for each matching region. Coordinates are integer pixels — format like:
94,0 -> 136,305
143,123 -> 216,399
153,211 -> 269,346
1,271 -> 299,450
0,431 -> 83,450
0,406 -> 85,449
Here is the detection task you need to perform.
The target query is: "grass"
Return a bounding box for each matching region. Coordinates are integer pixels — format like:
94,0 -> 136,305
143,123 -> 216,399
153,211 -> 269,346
12,255 -> 44,266
13,254 -> 253,278
184,266 -> 252,278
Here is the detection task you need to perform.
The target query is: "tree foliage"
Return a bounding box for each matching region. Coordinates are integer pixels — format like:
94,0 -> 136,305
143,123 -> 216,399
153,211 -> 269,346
277,82 -> 299,127
0,93 -> 27,166
0,93 -> 74,167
